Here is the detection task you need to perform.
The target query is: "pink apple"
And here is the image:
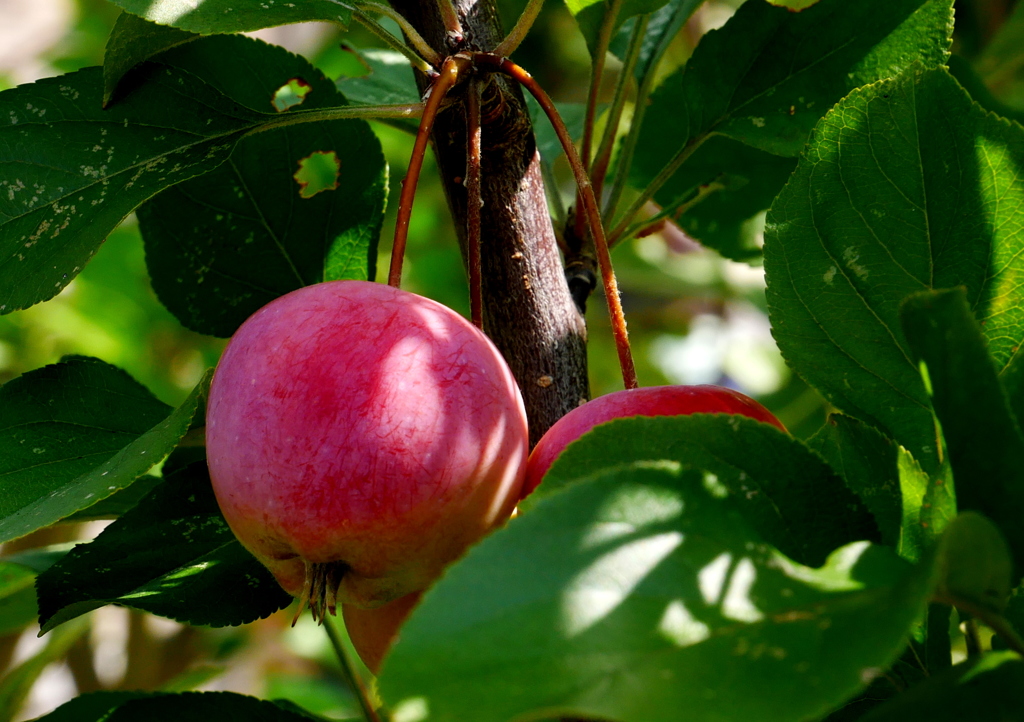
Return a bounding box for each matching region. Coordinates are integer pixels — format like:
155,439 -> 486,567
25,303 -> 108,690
523,385 -> 786,497
206,280 -> 529,622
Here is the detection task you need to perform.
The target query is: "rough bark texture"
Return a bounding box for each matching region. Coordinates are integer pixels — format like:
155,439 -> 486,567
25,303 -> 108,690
390,0 -> 590,446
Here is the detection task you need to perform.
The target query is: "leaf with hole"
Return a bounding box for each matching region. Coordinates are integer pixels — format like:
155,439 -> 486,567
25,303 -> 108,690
138,35 -> 387,337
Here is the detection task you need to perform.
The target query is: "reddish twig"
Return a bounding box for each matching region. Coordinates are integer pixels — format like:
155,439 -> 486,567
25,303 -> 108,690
475,53 -> 638,390
466,78 -> 484,329
388,55 -> 471,288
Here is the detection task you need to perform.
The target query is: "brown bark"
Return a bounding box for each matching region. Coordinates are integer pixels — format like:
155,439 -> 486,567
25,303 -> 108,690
389,0 -> 589,446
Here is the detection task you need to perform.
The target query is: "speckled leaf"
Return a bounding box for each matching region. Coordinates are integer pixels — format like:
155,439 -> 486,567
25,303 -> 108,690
104,0 -> 351,35
764,66 -> 1024,474
0,357 -> 209,545
138,35 -> 387,337
526,414 -> 878,568
37,462 -> 291,632
34,691 -> 324,722
102,12 -> 199,106
0,65 -> 267,314
381,464 -> 934,722
901,288 -> 1024,573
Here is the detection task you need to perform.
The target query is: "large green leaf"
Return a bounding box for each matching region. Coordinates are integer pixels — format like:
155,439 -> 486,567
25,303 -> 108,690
764,66 -> 1024,473
0,65 -> 271,314
381,463 -> 934,722
0,357 -> 209,544
36,462 -> 291,632
901,288 -> 1024,573
528,414 -> 878,567
137,35 -> 387,336
104,0 -> 350,35
34,691 -> 326,722
859,652 -> 1024,722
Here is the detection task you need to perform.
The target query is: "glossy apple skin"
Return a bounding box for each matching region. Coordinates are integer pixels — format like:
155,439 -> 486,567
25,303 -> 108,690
206,280 -> 529,609
523,385 -> 785,497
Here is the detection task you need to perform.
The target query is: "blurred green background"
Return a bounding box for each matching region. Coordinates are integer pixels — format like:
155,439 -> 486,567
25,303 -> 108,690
1,0 -> 1021,718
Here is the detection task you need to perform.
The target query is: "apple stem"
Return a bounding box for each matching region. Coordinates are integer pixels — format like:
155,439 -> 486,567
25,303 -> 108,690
324,616 -> 384,722
388,55 -> 472,288
573,0 -> 623,246
344,2 -> 441,71
466,78 -> 485,330
475,53 -> 638,390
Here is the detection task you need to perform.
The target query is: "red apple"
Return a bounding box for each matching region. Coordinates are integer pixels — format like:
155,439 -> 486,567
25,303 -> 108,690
523,385 -> 785,497
206,280 -> 529,626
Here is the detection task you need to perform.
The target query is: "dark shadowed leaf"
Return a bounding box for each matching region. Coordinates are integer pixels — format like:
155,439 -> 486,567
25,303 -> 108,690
764,67 -> 1024,474
526,414 -> 878,568
0,65 -> 266,313
901,288 -> 1024,573
103,0 -> 351,35
0,357 -> 209,544
138,35 -> 387,337
382,464 -> 934,722
102,12 -> 199,106
808,415 -> 903,548
33,690 -> 327,722
567,0 -> 674,57
36,462 -> 291,632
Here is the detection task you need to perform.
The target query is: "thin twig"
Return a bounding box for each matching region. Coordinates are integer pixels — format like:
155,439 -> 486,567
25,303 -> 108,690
589,12 -> 649,214
323,616 -> 383,722
573,0 -> 624,246
478,53 -> 638,390
466,78 -> 484,329
494,0 -> 546,57
610,180 -> 724,248
342,1 -> 441,70
388,55 -> 471,288
606,132 -> 710,243
245,103 -> 424,138
933,592 -> 1024,658
603,0 -> 697,224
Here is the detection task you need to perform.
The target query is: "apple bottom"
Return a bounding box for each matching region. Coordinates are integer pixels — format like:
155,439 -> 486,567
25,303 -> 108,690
342,591 -> 423,674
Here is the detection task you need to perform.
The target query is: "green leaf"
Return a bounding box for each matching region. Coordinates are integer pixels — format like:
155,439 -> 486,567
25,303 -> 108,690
0,65 -> 266,314
609,0 -> 702,80
0,357 -> 209,545
104,0 -> 351,35
381,463 -> 934,722
0,561 -> 39,635
766,0 -> 823,10
974,0 -> 1024,114
568,0 -> 673,56
33,691 -> 326,722
764,66 -> 1024,474
632,0 -> 952,165
807,415 -> 903,548
901,288 -> 1024,571
528,414 -> 878,568
858,652 -> 1024,722
137,35 -> 387,336
36,462 -> 291,632
650,135 -> 797,262
103,12 -> 199,106
336,47 -> 420,107
896,444 -> 954,564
